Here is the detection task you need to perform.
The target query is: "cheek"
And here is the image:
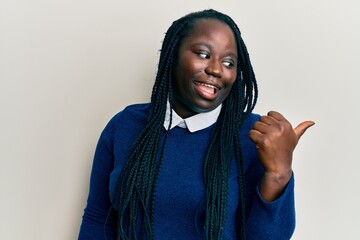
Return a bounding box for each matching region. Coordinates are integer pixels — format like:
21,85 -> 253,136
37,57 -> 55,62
174,60 -> 197,88
173,63 -> 193,98
178,51 -> 204,76
225,71 -> 237,88
222,74 -> 237,98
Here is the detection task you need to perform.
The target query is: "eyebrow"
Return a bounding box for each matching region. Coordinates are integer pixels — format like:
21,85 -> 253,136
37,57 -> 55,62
192,43 -> 238,59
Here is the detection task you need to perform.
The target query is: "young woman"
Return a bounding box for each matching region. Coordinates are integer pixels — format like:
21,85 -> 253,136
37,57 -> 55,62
78,9 -> 314,240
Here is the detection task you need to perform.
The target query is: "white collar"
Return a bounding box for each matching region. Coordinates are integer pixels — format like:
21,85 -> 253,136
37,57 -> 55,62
163,101 -> 222,133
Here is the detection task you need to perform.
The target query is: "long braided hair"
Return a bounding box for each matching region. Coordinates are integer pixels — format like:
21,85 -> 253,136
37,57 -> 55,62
111,9 -> 258,240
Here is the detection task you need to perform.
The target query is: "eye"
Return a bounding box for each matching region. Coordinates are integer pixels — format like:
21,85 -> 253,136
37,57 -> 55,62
197,52 -> 210,59
222,60 -> 235,68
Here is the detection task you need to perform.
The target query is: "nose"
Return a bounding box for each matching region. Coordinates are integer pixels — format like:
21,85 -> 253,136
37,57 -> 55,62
205,59 -> 222,78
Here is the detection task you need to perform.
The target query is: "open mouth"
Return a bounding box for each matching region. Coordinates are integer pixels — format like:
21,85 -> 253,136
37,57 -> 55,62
194,82 -> 220,95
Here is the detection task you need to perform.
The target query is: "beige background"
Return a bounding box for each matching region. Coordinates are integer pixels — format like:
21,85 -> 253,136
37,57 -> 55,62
1,0 -> 359,239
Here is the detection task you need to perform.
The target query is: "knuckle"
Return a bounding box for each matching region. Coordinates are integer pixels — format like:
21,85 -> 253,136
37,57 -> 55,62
261,137 -> 272,148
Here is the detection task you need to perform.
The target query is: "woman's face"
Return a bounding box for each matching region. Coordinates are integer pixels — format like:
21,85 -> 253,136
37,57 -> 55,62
173,19 -> 238,118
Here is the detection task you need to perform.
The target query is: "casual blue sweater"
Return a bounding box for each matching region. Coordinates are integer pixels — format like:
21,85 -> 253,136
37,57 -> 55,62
79,103 -> 295,239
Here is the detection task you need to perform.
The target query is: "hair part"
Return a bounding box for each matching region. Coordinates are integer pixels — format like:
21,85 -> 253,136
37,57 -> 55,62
110,9 -> 258,240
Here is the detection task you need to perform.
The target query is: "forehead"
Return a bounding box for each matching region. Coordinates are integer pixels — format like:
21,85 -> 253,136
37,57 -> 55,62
181,18 -> 237,52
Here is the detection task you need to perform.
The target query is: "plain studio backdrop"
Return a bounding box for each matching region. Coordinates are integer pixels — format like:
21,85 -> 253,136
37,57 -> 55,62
1,0 -> 359,239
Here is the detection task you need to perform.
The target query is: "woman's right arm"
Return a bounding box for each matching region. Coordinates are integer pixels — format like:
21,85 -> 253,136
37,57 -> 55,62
78,133 -> 117,240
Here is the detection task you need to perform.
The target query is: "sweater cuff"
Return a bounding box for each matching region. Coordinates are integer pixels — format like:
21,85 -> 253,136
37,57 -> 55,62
246,172 -> 296,239
255,172 -> 295,205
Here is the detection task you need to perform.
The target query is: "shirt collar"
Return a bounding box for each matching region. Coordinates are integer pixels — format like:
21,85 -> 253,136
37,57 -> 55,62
163,101 -> 222,133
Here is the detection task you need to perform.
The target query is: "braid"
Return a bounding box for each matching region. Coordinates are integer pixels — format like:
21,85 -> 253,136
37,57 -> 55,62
111,9 -> 258,240
110,20 -> 186,240
192,10 -> 257,240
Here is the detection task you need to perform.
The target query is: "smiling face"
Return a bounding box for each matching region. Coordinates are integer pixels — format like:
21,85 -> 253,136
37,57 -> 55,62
173,19 -> 238,118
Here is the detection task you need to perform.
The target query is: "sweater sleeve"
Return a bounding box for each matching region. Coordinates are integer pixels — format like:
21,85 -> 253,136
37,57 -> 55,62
246,174 -> 295,240
78,129 -> 117,240
242,113 -> 296,240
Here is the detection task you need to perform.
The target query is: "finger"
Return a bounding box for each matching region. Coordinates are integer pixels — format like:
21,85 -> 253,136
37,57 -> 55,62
260,111 -> 286,125
260,115 -> 278,125
253,121 -> 271,133
249,129 -> 263,144
267,111 -> 286,121
294,121 -> 315,139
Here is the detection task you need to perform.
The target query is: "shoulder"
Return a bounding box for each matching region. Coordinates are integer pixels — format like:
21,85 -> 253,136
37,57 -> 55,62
240,113 -> 260,133
240,113 -> 262,173
113,103 -> 150,121
100,103 -> 150,141
239,113 -> 260,157
108,103 -> 150,127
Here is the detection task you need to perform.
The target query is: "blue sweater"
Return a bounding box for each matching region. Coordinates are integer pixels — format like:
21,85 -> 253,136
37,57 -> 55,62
79,104 -> 295,239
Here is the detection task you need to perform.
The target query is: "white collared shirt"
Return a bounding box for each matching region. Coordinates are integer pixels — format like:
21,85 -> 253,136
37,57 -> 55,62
163,101 -> 222,133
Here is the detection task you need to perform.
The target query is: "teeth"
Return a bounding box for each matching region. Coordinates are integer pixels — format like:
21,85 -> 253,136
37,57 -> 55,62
195,82 -> 219,94
195,82 -> 219,90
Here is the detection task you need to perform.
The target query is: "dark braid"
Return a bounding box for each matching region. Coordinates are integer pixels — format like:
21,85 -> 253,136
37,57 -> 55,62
111,9 -> 258,240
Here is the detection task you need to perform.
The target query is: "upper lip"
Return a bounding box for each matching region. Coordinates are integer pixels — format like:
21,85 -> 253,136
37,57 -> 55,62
194,80 -> 222,90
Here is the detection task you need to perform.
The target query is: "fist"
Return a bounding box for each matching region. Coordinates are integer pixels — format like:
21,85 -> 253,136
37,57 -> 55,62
249,111 -> 314,175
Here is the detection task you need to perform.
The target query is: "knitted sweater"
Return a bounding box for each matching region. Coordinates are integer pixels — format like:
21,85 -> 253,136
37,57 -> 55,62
78,103 -> 295,240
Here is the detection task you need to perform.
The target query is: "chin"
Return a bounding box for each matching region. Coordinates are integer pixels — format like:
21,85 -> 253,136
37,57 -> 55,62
191,103 -> 219,113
